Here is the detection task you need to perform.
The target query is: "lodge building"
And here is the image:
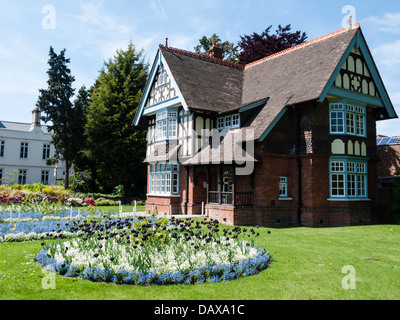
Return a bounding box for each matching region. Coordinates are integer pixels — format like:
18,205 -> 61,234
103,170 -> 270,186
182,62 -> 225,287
133,23 -> 398,227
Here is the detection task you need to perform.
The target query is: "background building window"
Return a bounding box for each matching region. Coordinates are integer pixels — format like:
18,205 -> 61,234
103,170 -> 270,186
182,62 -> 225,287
41,170 -> 49,185
43,144 -> 51,160
18,170 -> 27,185
0,141 -> 4,157
20,142 -> 28,159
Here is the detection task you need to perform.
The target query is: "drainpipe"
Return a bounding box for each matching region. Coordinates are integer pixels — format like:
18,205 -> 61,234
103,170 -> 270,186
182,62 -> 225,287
295,107 -> 303,225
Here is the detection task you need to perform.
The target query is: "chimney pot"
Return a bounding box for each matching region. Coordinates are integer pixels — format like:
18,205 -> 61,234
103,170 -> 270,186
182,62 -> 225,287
208,43 -> 223,60
31,108 -> 41,128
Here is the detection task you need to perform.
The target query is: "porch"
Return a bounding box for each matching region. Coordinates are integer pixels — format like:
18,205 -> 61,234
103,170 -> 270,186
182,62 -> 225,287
203,164 -> 255,207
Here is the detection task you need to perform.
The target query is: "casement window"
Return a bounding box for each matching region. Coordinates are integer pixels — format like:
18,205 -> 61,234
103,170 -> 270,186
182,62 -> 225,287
329,158 -> 368,200
232,114 -> 240,127
149,163 -> 180,195
20,142 -> 28,159
43,144 -> 51,160
0,141 -> 4,157
41,170 -> 49,185
279,176 -> 289,198
156,110 -> 177,141
216,113 -> 240,130
329,103 -> 366,137
18,170 -> 27,185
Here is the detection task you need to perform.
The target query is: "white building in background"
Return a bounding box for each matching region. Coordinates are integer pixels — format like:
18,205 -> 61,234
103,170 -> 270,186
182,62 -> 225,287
0,108 -> 65,185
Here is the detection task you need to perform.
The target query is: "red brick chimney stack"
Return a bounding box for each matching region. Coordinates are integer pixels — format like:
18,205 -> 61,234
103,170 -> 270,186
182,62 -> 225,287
208,43 -> 223,60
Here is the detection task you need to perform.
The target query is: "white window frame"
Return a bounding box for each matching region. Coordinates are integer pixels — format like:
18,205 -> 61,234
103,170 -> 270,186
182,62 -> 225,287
329,158 -> 368,200
20,142 -> 28,159
329,103 -> 366,137
155,110 -> 178,141
149,163 -> 180,196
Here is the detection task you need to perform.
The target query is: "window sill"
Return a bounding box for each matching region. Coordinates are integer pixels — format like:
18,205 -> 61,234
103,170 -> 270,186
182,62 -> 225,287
278,197 -> 293,201
147,193 -> 181,198
327,198 -> 371,202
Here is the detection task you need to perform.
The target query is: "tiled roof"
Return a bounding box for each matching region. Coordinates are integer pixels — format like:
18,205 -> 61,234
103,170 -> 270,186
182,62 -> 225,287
0,121 -> 51,134
152,24 -> 361,139
161,47 -> 243,113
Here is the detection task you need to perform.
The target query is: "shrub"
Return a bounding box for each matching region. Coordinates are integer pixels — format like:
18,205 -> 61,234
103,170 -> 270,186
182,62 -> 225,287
93,198 -> 118,206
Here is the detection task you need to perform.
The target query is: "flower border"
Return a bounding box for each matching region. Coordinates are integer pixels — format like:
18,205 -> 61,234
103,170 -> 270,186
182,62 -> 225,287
34,247 -> 270,286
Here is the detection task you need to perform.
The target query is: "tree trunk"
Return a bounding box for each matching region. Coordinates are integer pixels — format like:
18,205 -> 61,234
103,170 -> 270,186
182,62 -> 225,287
64,159 -> 69,190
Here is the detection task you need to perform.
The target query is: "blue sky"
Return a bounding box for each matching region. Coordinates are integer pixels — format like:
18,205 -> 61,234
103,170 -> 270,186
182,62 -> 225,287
1,0 -> 400,136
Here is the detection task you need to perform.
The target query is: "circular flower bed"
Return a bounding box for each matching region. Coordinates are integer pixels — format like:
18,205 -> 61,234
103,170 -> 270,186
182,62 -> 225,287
35,217 -> 270,285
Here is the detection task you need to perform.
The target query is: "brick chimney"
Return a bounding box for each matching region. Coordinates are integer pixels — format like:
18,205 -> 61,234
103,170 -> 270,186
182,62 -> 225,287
31,108 -> 41,128
208,43 -> 223,60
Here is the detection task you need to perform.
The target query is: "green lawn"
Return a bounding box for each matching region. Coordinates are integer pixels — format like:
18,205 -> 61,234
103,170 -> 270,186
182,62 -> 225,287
0,222 -> 399,300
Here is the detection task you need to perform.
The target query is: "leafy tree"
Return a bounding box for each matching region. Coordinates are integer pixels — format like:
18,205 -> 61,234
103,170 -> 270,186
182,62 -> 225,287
238,24 -> 307,64
194,34 -> 239,63
84,42 -> 148,197
36,47 -> 84,189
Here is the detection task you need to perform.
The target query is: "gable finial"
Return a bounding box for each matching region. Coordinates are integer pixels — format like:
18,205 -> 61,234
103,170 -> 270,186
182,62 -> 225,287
349,15 -> 353,29
165,37 -> 168,48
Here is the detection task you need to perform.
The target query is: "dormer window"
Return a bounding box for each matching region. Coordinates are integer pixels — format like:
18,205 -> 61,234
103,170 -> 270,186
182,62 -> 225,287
216,113 -> 240,130
155,109 -> 177,141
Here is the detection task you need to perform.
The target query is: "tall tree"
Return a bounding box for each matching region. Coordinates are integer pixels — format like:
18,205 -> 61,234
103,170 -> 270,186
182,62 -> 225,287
238,24 -> 307,65
194,34 -> 239,63
36,47 -> 83,189
84,42 -> 148,196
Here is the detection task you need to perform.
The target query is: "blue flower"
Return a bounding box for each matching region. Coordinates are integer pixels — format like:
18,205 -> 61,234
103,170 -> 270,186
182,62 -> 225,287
65,264 -> 78,278
81,266 -> 95,280
171,270 -> 185,284
157,271 -> 173,285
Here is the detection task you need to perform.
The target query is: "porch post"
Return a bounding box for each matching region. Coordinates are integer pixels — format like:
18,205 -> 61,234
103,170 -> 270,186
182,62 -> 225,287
218,164 -> 222,205
206,165 -> 210,204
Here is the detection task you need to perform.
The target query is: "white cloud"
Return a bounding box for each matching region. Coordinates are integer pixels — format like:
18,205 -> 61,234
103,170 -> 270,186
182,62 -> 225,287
372,40 -> 400,68
71,2 -> 133,35
362,12 -> 400,34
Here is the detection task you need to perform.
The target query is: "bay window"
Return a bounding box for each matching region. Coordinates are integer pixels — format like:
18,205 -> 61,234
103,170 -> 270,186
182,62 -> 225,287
329,102 -> 366,137
149,162 -> 180,195
156,110 -> 177,141
329,158 -> 368,200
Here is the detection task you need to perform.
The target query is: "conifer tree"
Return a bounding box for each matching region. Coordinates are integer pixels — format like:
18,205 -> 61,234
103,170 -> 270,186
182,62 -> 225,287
36,47 -> 82,189
84,42 -> 148,196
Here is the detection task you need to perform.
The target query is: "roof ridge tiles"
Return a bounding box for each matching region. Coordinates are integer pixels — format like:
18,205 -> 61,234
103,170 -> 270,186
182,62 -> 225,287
244,22 -> 360,69
159,45 -> 245,70
158,22 -> 360,71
